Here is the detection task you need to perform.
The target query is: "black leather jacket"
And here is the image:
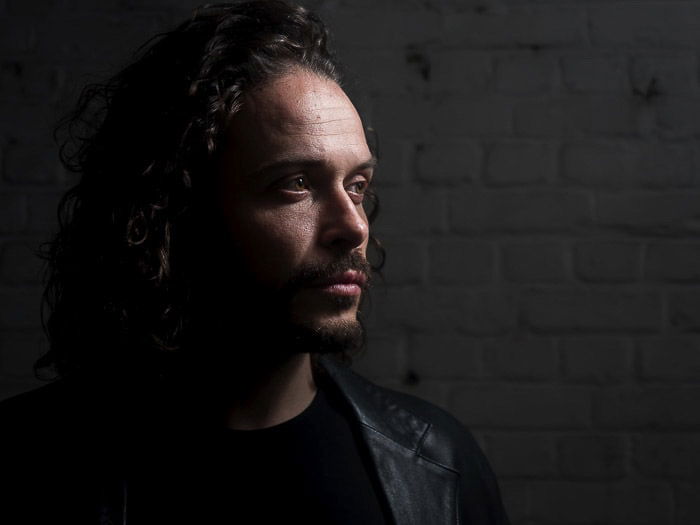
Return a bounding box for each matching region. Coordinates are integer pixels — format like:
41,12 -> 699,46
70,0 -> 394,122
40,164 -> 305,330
1,355 -> 510,524
317,356 -> 510,525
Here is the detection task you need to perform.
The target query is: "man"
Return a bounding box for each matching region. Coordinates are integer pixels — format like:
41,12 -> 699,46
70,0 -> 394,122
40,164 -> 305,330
1,1 -> 510,524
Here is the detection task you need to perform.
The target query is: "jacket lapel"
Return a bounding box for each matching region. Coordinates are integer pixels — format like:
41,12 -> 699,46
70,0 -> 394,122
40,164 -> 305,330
318,356 -> 459,525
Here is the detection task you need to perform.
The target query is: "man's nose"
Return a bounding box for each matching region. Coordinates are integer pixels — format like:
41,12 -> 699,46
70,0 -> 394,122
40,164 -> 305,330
318,189 -> 369,251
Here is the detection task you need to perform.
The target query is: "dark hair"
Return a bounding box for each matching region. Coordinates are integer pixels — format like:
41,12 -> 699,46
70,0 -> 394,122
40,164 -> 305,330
36,0 -> 383,385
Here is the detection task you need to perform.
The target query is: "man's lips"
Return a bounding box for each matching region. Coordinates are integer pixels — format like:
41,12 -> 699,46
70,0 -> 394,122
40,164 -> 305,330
307,270 -> 368,296
311,270 -> 368,287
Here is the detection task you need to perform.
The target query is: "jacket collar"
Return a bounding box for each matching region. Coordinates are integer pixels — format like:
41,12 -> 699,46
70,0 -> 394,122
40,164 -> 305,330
317,355 -> 430,450
317,355 -> 459,525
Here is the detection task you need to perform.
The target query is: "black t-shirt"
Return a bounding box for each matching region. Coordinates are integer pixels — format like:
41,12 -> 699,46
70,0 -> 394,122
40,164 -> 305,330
127,377 -> 394,524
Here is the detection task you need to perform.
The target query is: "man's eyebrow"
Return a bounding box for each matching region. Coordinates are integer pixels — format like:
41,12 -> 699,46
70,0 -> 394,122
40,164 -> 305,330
247,155 -> 377,179
356,156 -> 378,171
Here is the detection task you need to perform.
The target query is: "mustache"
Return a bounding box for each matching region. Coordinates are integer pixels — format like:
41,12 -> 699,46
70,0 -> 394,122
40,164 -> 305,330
280,252 -> 372,297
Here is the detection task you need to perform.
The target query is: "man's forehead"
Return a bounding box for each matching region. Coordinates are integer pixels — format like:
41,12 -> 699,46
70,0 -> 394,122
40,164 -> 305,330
242,70 -> 363,131
220,69 -> 372,178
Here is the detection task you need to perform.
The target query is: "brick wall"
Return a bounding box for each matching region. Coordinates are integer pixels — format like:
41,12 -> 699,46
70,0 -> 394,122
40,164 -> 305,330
1,1 -> 699,524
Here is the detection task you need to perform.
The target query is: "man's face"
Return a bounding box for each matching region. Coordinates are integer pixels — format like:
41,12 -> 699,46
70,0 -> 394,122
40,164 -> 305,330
215,69 -> 374,350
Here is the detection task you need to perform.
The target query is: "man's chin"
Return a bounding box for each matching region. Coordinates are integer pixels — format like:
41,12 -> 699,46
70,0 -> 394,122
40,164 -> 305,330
286,316 -> 365,357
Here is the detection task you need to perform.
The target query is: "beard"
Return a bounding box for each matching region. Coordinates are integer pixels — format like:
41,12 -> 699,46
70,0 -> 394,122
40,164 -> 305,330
286,312 -> 366,357
180,248 -> 371,384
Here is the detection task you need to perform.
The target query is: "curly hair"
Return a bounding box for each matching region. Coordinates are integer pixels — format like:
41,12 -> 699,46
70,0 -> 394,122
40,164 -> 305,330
36,0 -> 383,386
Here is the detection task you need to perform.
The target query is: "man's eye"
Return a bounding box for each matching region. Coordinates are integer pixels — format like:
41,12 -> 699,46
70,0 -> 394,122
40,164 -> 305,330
281,176 -> 309,192
347,179 -> 369,195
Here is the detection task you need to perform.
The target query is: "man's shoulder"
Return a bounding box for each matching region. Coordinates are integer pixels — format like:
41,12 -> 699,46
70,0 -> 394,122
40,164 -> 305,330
319,356 -> 488,473
0,381 -> 80,477
321,358 -> 511,524
0,381 -> 69,426
362,373 -> 473,444
0,379 -> 105,444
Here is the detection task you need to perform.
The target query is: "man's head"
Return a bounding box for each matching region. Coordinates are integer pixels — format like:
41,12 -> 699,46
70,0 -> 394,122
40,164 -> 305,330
37,0 -> 382,386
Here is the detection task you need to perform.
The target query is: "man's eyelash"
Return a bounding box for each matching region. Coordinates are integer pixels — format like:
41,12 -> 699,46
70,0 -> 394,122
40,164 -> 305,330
277,175 -> 309,191
348,179 -> 369,193
275,174 -> 372,194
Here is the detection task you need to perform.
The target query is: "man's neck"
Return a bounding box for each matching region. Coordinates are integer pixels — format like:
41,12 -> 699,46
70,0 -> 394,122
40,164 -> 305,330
221,352 -> 317,430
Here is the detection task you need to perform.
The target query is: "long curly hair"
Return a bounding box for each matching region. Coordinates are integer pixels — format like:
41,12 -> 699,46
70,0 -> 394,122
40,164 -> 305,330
35,0 -> 383,387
